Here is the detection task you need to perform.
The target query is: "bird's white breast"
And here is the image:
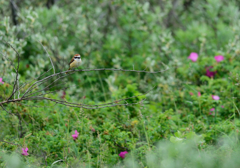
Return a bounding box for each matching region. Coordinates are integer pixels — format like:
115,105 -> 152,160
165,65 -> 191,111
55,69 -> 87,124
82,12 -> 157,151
76,59 -> 81,66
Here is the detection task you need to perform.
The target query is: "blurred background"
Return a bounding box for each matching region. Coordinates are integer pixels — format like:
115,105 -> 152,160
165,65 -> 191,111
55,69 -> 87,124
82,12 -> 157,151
1,0 -> 240,167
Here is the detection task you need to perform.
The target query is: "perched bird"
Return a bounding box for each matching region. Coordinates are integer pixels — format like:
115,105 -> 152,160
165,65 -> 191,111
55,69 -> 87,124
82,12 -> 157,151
66,54 -> 82,74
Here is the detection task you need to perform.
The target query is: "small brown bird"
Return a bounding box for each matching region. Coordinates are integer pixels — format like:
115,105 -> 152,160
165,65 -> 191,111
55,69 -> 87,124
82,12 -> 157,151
66,54 -> 82,74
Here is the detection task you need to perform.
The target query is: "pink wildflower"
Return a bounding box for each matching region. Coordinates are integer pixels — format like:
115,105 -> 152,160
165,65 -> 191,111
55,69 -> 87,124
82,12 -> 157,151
72,130 -> 79,140
0,78 -> 4,84
212,95 -> 220,100
119,151 -> 128,158
206,66 -> 217,78
188,52 -> 198,62
22,147 -> 29,156
209,112 -> 215,116
197,92 -> 201,97
214,55 -> 224,62
221,105 -> 224,108
189,92 -> 194,96
61,91 -> 66,99
210,108 -> 215,111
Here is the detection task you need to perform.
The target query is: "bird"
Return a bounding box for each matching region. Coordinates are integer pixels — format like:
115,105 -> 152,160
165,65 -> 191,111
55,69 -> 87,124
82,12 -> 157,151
66,54 -> 82,74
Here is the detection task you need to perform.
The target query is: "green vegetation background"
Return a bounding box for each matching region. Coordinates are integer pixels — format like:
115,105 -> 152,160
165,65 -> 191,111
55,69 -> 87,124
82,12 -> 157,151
1,0 -> 240,167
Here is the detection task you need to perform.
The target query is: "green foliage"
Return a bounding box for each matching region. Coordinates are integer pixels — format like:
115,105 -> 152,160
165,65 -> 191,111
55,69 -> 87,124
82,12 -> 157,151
1,0 -> 240,167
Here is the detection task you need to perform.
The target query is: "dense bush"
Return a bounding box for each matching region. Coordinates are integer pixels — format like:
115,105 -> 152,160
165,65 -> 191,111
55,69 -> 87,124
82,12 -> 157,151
1,0 -> 240,167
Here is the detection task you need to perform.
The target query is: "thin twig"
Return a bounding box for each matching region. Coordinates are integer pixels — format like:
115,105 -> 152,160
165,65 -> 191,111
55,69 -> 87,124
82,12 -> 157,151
0,104 -> 14,116
0,42 -> 168,110
0,65 -> 166,108
17,68 -> 53,95
16,102 -> 58,108
2,41 -> 20,101
21,71 -> 74,97
23,71 -> 69,97
67,63 -> 168,74
26,85 -> 154,108
27,87 -> 68,98
27,96 -> 146,109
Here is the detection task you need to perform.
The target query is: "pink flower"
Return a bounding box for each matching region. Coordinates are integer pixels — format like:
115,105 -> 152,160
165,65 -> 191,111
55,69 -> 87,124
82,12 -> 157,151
189,92 -> 194,96
72,130 -> 79,140
209,112 -> 215,116
206,66 -> 217,78
0,78 -> 4,84
119,151 -> 128,158
22,147 -> 29,156
210,108 -> 215,111
197,92 -> 201,97
214,55 -> 224,62
188,52 -> 198,62
212,95 -> 220,100
221,105 -> 224,108
61,91 -> 66,99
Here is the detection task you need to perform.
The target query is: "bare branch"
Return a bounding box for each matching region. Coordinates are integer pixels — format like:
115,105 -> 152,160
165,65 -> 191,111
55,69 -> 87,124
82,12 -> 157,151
1,64 -> 167,108
6,67 -> 53,98
24,85 -> 154,109
2,40 -> 21,101
0,41 -> 169,110
27,96 -> 146,109
0,104 -> 14,116
25,86 -> 68,99
21,71 -> 73,97
67,62 -> 168,74
10,68 -> 53,98
16,102 -> 58,108
22,71 -> 70,98
10,0 -> 18,26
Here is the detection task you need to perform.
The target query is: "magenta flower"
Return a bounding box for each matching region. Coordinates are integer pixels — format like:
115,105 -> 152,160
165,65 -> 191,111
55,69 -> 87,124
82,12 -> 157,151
61,91 -> 66,99
119,151 -> 128,158
212,95 -> 220,100
0,78 -> 4,84
209,112 -> 214,116
197,92 -> 201,97
210,108 -> 215,111
188,52 -> 198,62
22,147 -> 29,156
214,55 -> 224,62
221,105 -> 224,108
189,92 -> 194,96
206,66 -> 217,78
72,130 -> 79,140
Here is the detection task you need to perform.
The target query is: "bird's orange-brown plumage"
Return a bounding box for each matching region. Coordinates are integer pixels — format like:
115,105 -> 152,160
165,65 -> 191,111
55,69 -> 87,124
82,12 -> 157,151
66,54 -> 81,74
68,54 -> 80,66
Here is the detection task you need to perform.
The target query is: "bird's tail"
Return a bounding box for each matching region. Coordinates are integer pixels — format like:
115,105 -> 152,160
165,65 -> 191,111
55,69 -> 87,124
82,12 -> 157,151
65,68 -> 70,74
